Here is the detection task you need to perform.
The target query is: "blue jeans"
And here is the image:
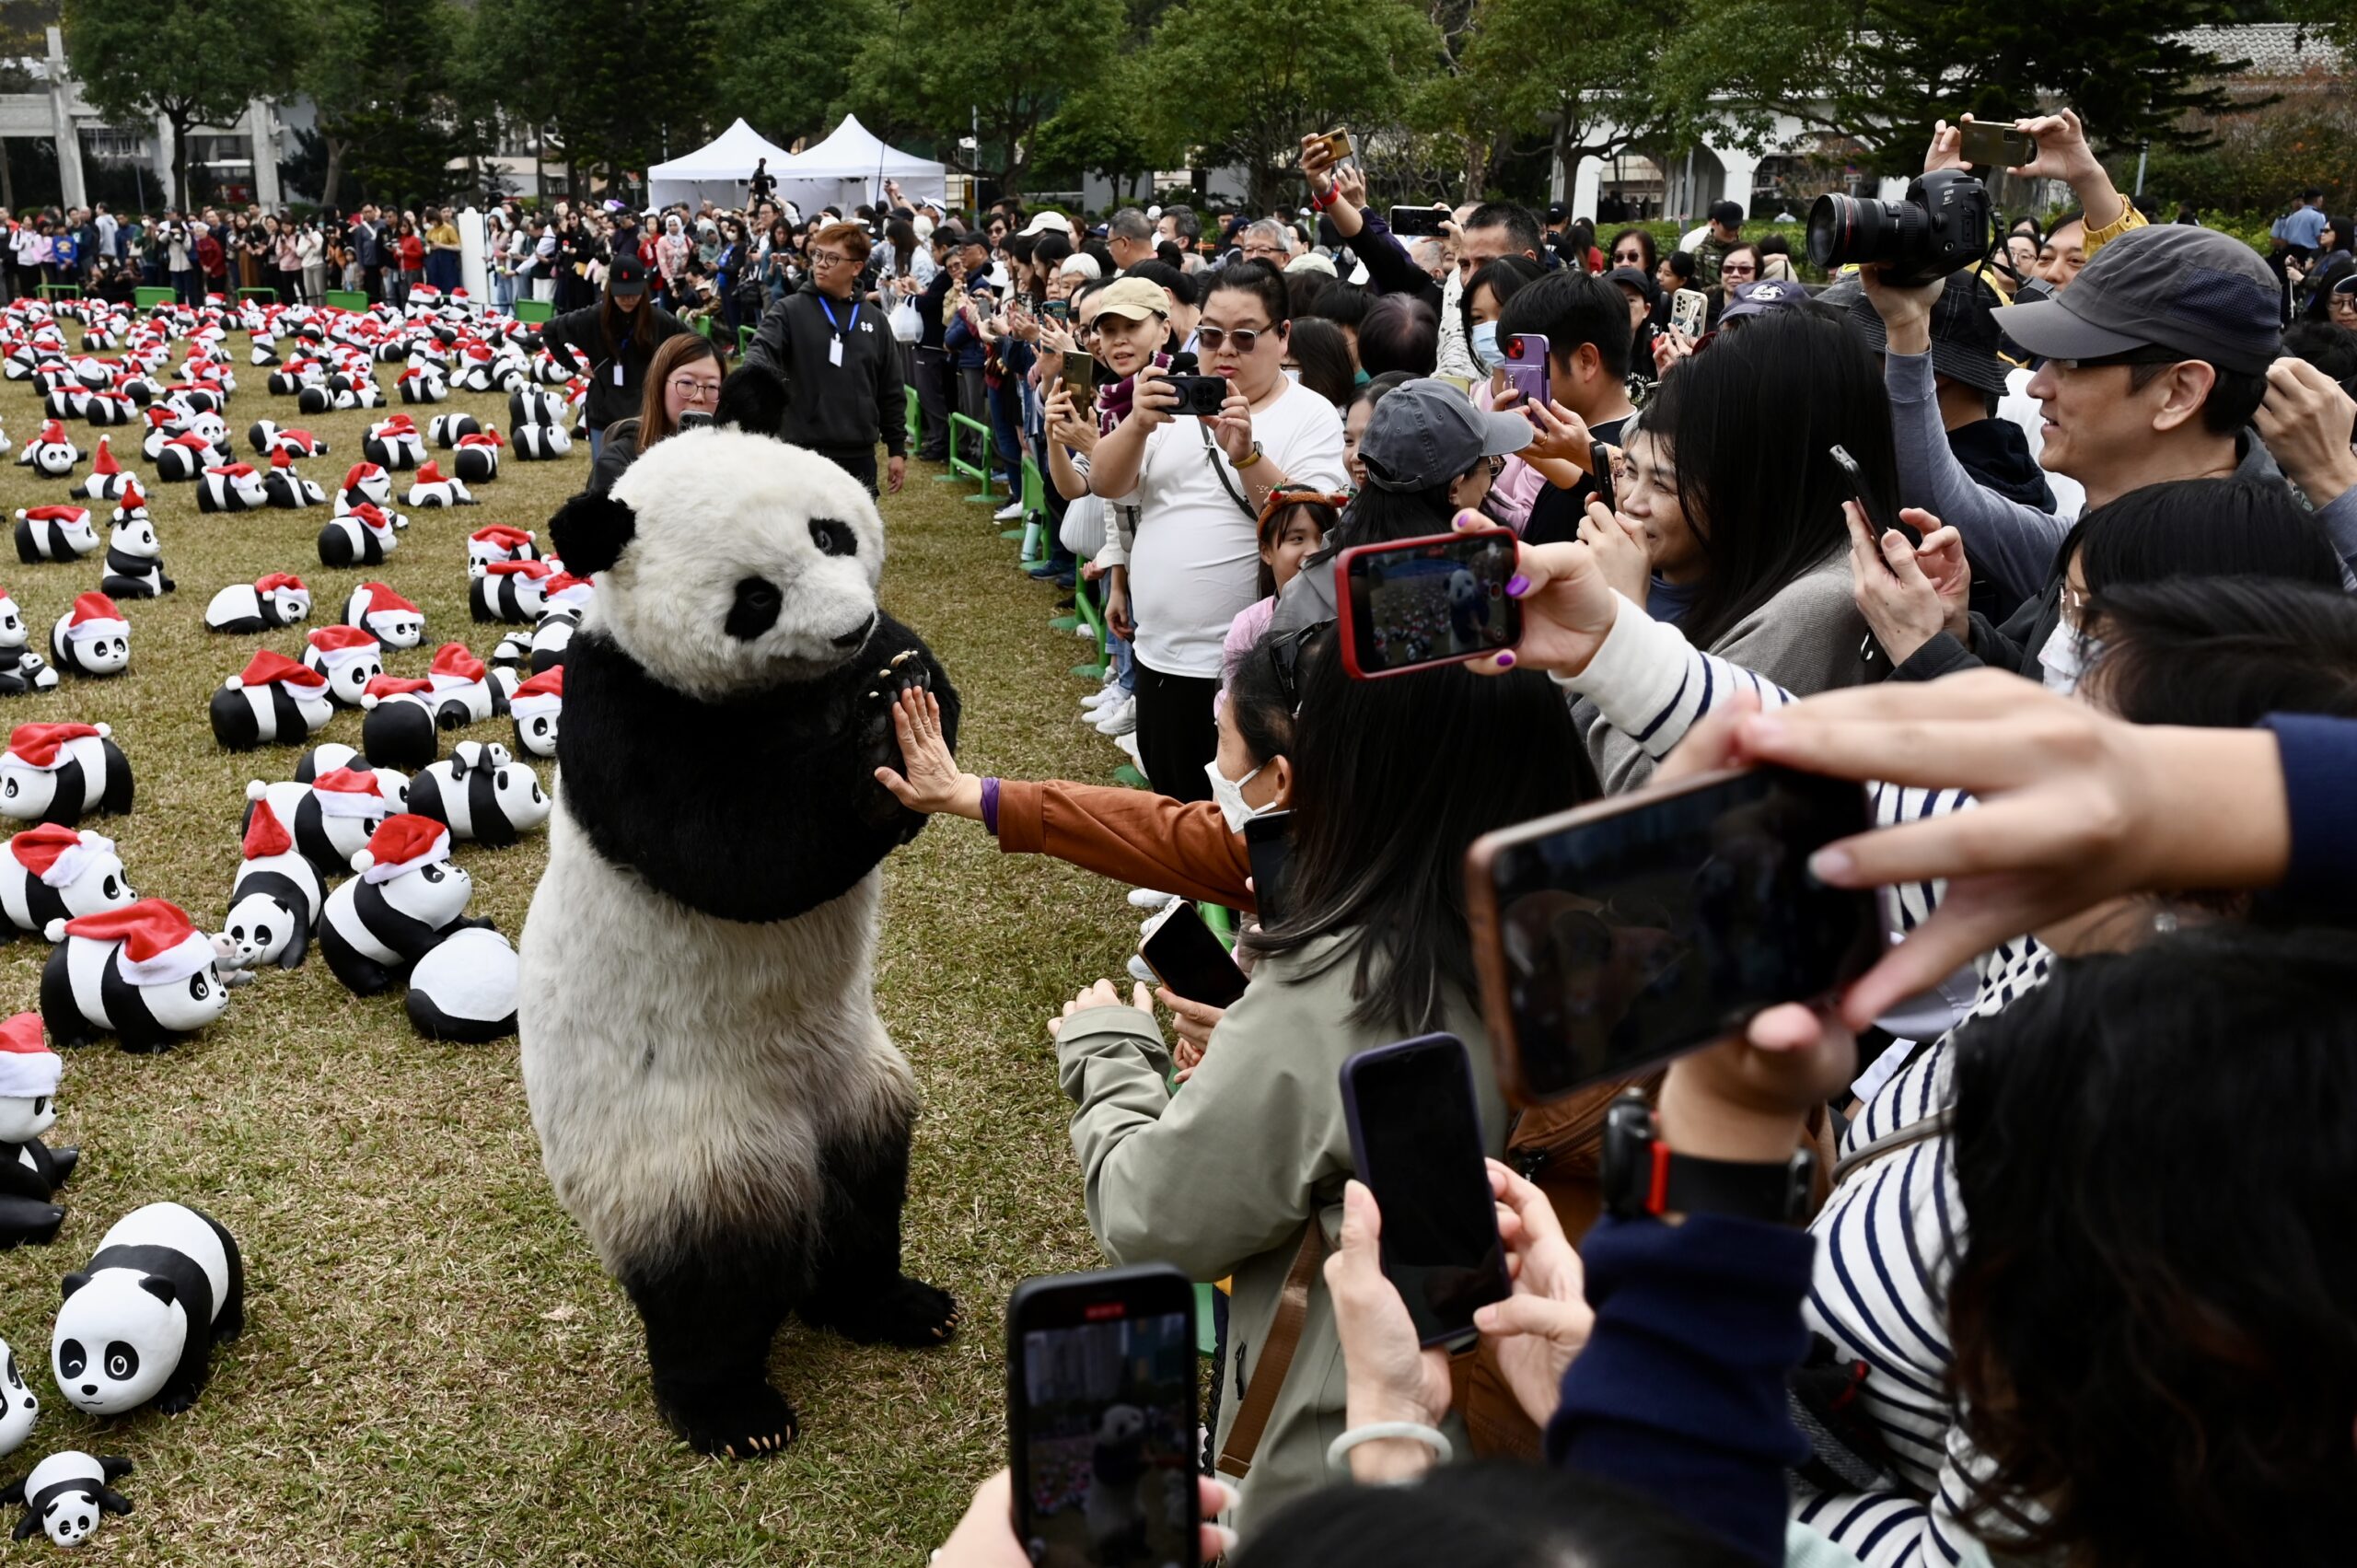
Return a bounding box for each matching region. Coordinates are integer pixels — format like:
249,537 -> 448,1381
588,428 -> 604,463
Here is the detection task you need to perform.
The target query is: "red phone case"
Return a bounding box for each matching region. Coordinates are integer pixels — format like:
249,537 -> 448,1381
1332,527 -> 1523,679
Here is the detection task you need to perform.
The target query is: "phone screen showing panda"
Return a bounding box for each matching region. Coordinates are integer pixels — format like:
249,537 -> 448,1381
1007,1265 -> 1198,1568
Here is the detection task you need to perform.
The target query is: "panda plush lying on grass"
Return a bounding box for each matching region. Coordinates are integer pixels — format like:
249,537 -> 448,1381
519,421 -> 960,1459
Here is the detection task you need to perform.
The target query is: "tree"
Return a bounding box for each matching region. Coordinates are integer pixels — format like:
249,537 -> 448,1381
1409,0 -> 1662,201
844,0 -> 1124,198
1140,0 -> 1438,212
297,0 -> 470,211
470,0 -> 717,198
63,0 -> 298,210
713,0 -> 883,150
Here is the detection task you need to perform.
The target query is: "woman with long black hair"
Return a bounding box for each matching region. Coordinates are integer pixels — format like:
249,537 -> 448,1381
537,252 -> 690,461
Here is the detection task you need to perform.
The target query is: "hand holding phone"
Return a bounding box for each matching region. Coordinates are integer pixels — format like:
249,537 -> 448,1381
1138,902 -> 1248,1009
1587,440 -> 1618,512
1957,118 -> 2038,170
1668,288 -> 1709,341
1387,205 -> 1449,239
1500,332 -> 1550,417
1829,443 -> 1921,551
1335,528 -> 1524,679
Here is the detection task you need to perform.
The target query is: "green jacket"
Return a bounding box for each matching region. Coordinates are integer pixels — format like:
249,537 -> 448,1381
1052,935 -> 1508,1536
1694,230 -> 1737,293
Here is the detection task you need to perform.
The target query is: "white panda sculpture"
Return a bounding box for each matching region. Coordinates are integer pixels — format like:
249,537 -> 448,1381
0,595 -> 58,699
518,425 -> 960,1458
403,461 -> 474,509
0,825 -> 132,938
405,926 -> 518,1043
319,813 -> 484,996
151,432 -> 220,482
38,900 -> 231,1053
0,1339 -> 41,1455
507,666 -> 562,758
261,448 -> 327,509
11,507 -> 98,565
52,1201 -> 243,1411
406,741 -> 549,847
426,412 -> 480,447
2,1452 -> 133,1547
244,772 -> 391,876
317,503 -> 399,569
97,516 -> 171,600
71,439 -> 130,502
510,423 -> 571,460
290,743 -> 408,807
470,559 -> 552,624
209,649 -> 334,751
46,595 -> 129,679
194,462 -> 269,514
343,582 -> 424,648
452,431 -> 503,484
300,625 -> 383,708
0,725 -> 133,827
356,677 -> 440,772
220,796 -> 323,970
203,572 -> 312,634
467,524 -> 540,573
13,423 -> 76,479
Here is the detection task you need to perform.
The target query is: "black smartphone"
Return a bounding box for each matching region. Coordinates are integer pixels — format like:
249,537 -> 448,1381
1163,374 -> 1229,418
1339,1034 -> 1510,1346
1334,527 -> 1523,679
1244,810 -> 1292,925
1139,901 -> 1248,1008
1007,1264 -> 1200,1568
1388,205 -> 1449,238
1588,440 -> 1617,513
1830,443 -> 1921,550
677,411 -> 714,431
1465,765 -> 1880,1105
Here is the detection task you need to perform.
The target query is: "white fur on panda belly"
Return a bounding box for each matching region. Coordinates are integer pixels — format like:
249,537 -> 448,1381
517,801 -> 916,1269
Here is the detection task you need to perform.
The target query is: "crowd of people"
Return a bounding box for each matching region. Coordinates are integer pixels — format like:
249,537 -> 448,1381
737,106 -> 2357,1568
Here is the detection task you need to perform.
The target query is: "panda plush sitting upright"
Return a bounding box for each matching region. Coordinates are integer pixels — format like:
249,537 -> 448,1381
0,1014 -> 75,1248
519,424 -> 960,1459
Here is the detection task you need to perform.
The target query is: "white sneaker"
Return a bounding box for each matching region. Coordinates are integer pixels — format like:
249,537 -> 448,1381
1081,687 -> 1117,711
1094,697 -> 1137,736
1127,954 -> 1156,984
1127,888 -> 1179,910
994,501 -> 1024,521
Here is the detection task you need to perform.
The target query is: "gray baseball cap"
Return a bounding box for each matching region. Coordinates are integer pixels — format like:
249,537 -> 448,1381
1994,224 -> 2281,374
1356,378 -> 1531,493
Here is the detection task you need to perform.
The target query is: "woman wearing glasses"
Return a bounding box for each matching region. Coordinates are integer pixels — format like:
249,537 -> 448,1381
734,220 -> 910,495
587,335 -> 727,496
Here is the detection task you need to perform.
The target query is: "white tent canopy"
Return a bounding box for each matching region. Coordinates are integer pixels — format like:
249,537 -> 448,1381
646,118 -> 800,212
772,114 -> 947,216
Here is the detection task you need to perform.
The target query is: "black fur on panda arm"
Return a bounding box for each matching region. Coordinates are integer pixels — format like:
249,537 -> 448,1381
556,616 -> 958,923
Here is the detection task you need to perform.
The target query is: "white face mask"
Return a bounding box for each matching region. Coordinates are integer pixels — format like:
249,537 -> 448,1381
2037,617 -> 2100,696
1205,759 -> 1271,834
1470,320 -> 1502,373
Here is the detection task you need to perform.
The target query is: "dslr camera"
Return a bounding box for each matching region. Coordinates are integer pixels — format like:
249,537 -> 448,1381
1806,168 -> 1991,289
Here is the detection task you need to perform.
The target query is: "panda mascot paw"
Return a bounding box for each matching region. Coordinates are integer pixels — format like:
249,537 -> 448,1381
713,363 -> 789,438
517,429 -> 960,1458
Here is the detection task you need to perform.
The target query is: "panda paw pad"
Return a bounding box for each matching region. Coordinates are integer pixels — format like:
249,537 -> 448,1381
813,1274 -> 960,1348
668,1384 -> 801,1459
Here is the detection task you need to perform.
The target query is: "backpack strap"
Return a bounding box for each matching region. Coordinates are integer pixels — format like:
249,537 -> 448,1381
1197,416 -> 1259,523
1214,1219 -> 1327,1480
1829,1104 -> 1955,1188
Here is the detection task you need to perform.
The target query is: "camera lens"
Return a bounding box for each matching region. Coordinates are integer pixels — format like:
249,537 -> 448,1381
1807,193 -> 1922,273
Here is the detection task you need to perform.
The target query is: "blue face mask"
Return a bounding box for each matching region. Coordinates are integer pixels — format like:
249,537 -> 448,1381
1470,321 -> 1502,372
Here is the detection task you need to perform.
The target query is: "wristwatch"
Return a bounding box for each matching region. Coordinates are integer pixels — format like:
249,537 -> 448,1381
1599,1091 -> 1815,1224
1233,441 -> 1264,470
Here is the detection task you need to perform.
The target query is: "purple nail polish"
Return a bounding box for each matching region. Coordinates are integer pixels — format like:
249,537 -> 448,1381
1495,650 -> 1516,668
1504,574 -> 1529,598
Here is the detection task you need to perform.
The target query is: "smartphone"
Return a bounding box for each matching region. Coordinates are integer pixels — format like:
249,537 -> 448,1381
1163,373 -> 1229,419
1668,287 -> 1709,340
1139,901 -> 1248,1008
1043,298 -> 1070,321
1500,331 -> 1550,416
1829,443 -> 1921,550
1957,120 -> 2037,170
1334,527 -> 1523,679
1244,810 -> 1292,926
1387,205 -> 1448,238
1060,350 -> 1097,417
677,411 -> 713,431
1465,765 -> 1880,1105
1007,1264 -> 1200,1568
1319,128 -> 1353,164
1338,1034 -> 1510,1347
1588,440 -> 1617,513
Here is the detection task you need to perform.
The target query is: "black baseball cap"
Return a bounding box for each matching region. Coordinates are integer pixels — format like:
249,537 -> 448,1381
1848,271 -> 2014,395
608,253 -> 648,296
1994,225 -> 2281,375
1707,200 -> 1745,228
1356,379 -> 1530,493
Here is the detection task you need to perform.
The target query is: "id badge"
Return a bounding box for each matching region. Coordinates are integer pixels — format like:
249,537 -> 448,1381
829,337 -> 844,367
611,362 -> 625,386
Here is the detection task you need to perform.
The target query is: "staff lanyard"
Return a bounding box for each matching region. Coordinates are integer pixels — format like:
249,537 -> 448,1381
819,297 -> 859,338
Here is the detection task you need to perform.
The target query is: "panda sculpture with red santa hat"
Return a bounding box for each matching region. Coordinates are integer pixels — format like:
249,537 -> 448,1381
71,438 -> 131,502
0,1013 -> 73,1245
209,650 -> 334,751
244,769 -> 390,876
421,642 -> 508,727
507,666 -> 562,758
0,824 -> 131,940
38,899 -> 232,1052
194,462 -> 268,514
261,447 -> 326,509
47,595 -> 129,679
14,423 -> 77,479
343,582 -> 424,648
204,572 -> 311,634
403,461 -> 474,509
98,512 -> 171,600
317,502 -> 399,569
219,796 -> 322,971
467,525 -> 539,573
452,431 -> 504,484
319,814 -> 486,997
0,725 -> 132,827
299,625 -> 381,706
0,593 -> 58,698
12,505 -> 98,564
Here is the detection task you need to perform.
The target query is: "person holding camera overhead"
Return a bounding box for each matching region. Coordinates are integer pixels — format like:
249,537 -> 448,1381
1086,261 -> 1348,802
732,219 -> 910,495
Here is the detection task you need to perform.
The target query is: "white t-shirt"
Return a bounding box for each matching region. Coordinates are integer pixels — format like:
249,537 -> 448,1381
1120,379 -> 1346,677
1998,366 -> 2085,522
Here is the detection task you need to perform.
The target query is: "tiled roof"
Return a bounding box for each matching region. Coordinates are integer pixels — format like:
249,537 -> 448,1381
2178,22 -> 2345,77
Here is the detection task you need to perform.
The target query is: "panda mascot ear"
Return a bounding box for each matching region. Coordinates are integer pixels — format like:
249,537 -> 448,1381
60,1271 -> 87,1300
714,363 -> 788,438
139,1276 -> 176,1307
547,490 -> 637,576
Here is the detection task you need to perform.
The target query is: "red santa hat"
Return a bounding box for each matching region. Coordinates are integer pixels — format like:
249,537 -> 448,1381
376,413 -> 418,434
459,429 -> 505,449
34,420 -> 66,447
413,460 -> 448,486
362,674 -> 433,703
115,481 -> 146,514
61,593 -> 127,646
350,503 -> 394,540
351,812 -> 452,883
543,573 -> 595,609
166,431 -> 214,451
0,1013 -> 58,1100
256,571 -> 306,595
226,648 -> 328,692
268,445 -> 295,470
205,462 -> 259,481
241,796 -> 295,860
90,436 -> 118,475
342,461 -> 385,491
482,558 -> 552,580
508,665 -> 563,721
470,525 -> 534,552
4,724 -> 107,771
16,505 -> 89,527
306,623 -> 379,672
56,899 -> 212,983
256,766 -> 383,819
352,581 -> 419,624
141,405 -> 179,429
427,642 -> 487,691
9,823 -> 112,889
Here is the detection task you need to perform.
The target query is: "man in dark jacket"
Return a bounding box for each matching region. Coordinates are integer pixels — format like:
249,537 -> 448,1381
731,219 -> 909,494
910,231 -> 958,460
353,208 -> 386,303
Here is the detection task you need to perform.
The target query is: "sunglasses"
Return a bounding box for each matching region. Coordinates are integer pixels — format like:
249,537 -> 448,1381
1197,324 -> 1277,353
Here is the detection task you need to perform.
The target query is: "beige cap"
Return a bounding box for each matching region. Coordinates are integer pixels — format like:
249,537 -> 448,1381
1091,275 -> 1171,321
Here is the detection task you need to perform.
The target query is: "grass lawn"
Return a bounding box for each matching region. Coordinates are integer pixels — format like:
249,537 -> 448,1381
0,321 -> 1130,1562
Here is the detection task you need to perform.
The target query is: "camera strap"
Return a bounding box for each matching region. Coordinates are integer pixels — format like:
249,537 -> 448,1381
1214,1218 -> 1325,1480
1198,417 -> 1259,524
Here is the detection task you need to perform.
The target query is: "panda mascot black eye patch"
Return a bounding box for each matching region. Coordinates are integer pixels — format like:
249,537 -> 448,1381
725,578 -> 782,643
807,519 -> 856,558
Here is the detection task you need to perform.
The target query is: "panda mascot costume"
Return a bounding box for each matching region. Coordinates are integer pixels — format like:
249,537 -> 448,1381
519,422 -> 959,1458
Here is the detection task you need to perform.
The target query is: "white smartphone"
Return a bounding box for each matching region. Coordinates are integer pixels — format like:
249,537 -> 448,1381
1669,288 -> 1709,339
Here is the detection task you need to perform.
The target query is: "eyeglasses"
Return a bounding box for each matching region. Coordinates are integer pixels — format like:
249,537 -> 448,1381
1266,619 -> 1333,711
809,250 -> 853,267
1613,249 -> 1644,265
1485,455 -> 1507,480
1197,324 -> 1275,353
1242,243 -> 1286,260
669,377 -> 721,402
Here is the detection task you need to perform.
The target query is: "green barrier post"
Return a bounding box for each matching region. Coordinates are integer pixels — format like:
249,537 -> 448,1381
905,386 -> 920,453
945,414 -> 994,504
514,299 -> 555,324
1072,584 -> 1107,679
134,286 -> 175,309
